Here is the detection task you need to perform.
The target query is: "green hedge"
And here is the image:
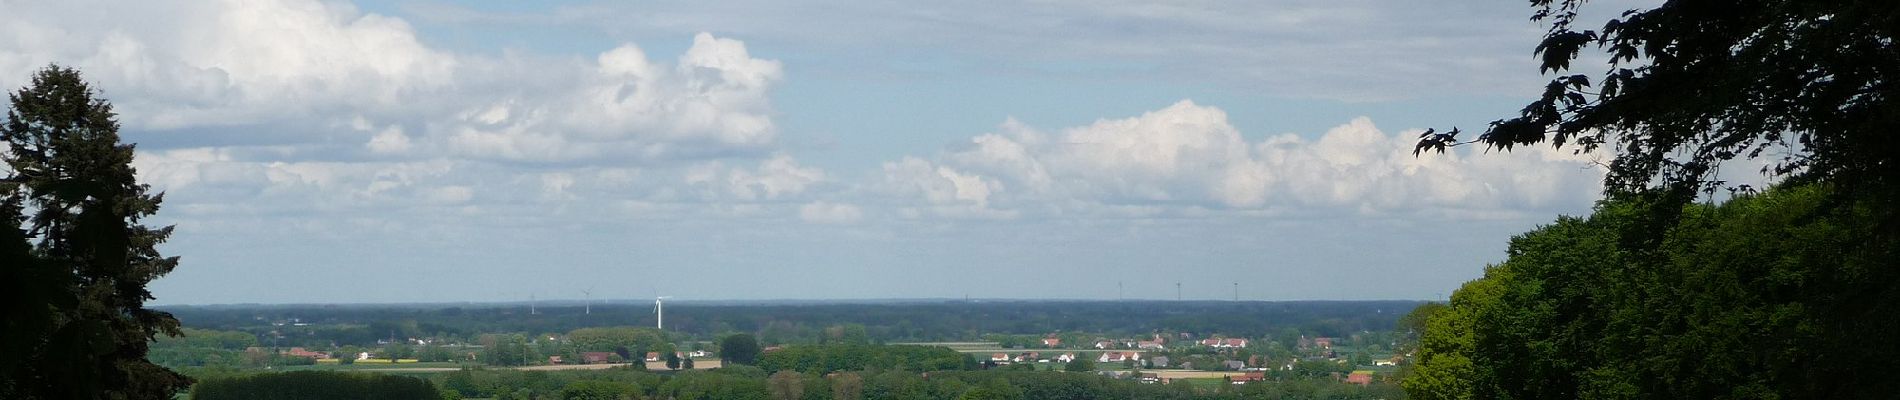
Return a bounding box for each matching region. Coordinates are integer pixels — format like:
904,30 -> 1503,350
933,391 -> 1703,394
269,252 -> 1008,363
190,370 -> 441,400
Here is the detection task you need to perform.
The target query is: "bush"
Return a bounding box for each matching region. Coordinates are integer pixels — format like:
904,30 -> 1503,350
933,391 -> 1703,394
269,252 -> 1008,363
190,371 -> 440,400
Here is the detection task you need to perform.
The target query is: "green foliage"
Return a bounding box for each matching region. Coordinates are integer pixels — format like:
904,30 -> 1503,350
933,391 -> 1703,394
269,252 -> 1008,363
189,371 -> 439,400
1063,357 -> 1094,372
155,328 -> 260,350
1408,184 -> 1900,399
656,370 -> 770,400
569,327 -> 665,354
757,344 -> 969,374
0,65 -> 191,399
721,333 -> 762,365
958,378 -> 1025,400
559,379 -> 639,400
480,334 -> 538,366
767,370 -> 804,400
1415,0 -> 1899,201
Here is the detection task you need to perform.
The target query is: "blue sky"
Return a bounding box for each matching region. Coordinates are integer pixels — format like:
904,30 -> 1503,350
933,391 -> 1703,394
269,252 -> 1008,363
0,0 -> 1671,304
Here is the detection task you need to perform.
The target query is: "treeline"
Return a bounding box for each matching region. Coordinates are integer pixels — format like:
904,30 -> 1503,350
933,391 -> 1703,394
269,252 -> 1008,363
757,344 -> 973,374
431,365 -> 1395,400
190,371 -> 439,400
161,301 -> 1419,347
1406,184 -> 1900,398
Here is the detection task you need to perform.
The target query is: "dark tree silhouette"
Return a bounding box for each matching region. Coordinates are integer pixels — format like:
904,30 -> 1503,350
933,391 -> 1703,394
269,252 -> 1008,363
720,333 -> 762,365
1417,0 -> 1898,202
1408,1 -> 1899,398
0,65 -> 190,398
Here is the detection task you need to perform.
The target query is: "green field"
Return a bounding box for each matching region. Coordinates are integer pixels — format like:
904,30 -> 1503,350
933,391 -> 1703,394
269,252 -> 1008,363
278,361 -> 468,372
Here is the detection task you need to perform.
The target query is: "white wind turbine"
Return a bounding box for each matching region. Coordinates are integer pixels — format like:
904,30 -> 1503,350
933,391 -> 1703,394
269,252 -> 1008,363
654,296 -> 672,330
581,287 -> 595,315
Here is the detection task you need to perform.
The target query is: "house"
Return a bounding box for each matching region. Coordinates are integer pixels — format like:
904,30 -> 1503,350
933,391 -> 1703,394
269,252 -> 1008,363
1223,360 -> 1247,370
1221,338 -> 1249,348
1094,340 -> 1115,349
1139,372 -> 1160,383
548,355 -> 564,364
1137,340 -> 1164,350
1345,370 -> 1374,386
1199,338 -> 1222,347
644,352 -> 661,362
689,350 -> 712,358
990,353 -> 1011,363
1374,359 -> 1397,367
1148,356 -> 1171,368
356,352 -> 373,361
1313,337 -> 1335,349
1098,352 -> 1141,363
1013,352 -> 1041,363
581,352 -> 614,364
1056,353 -> 1077,363
1229,372 -> 1266,385
1041,337 -> 1061,347
282,347 -> 329,359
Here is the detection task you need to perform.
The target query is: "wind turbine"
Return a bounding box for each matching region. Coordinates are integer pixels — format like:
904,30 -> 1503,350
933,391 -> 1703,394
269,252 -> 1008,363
654,296 -> 672,330
581,287 -> 594,315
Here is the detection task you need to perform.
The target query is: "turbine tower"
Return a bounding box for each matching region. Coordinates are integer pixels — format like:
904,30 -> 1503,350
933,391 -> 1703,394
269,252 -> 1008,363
581,287 -> 594,315
654,296 -> 672,330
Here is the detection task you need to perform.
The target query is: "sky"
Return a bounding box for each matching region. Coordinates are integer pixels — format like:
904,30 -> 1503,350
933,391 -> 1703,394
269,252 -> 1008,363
0,0 -> 1682,305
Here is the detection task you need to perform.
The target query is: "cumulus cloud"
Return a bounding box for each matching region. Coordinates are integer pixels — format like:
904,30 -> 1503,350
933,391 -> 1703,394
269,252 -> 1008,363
0,0 -> 783,163
882,100 -> 1608,218
686,153 -> 827,201
799,201 -> 864,224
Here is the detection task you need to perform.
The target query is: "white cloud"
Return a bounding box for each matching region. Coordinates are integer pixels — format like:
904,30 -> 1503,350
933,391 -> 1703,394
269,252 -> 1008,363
686,153 -> 827,201
799,201 -> 864,224
402,0 -> 1567,101
884,100 -> 1608,217
0,0 -> 783,164
366,126 -> 413,154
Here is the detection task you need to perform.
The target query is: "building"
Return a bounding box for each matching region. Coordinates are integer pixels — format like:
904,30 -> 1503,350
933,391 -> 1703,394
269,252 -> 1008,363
1137,340 -> 1165,350
1014,352 -> 1041,363
1098,352 -> 1141,363
990,353 -> 1011,363
645,352 -> 661,362
1221,338 -> 1249,348
1056,353 -> 1077,363
1313,337 -> 1335,349
1345,371 -> 1374,386
282,347 -> 329,359
581,352 -> 614,364
1042,337 -> 1062,347
1148,356 -> 1171,368
548,355 -> 564,364
1230,372 -> 1266,385
1094,340 -> 1115,349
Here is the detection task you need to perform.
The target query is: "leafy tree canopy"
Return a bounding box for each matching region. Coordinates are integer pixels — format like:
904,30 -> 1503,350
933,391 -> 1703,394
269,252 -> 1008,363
1417,0 -> 1898,202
